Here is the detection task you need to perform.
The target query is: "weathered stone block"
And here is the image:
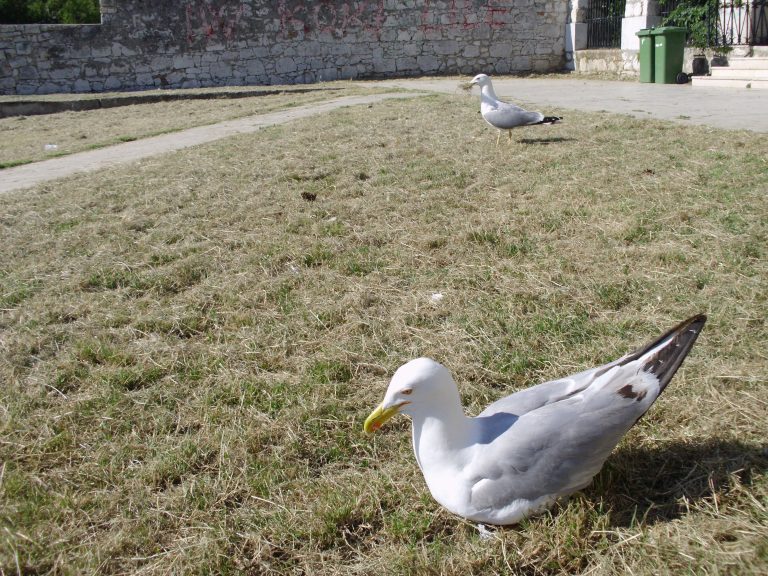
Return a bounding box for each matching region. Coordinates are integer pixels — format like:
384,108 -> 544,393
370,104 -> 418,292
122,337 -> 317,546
14,42 -> 32,55
150,56 -> 172,70
397,29 -> 412,42
417,54 -> 439,71
104,76 -> 122,90
403,43 -> 420,56
210,61 -> 233,78
246,59 -> 265,75
173,55 -> 195,69
463,44 -> 480,58
489,43 -> 512,58
494,60 -> 511,74
73,78 -> 91,92
92,44 -> 112,58
395,56 -> 417,71
66,45 -> 92,59
373,58 -> 397,73
16,84 -> 38,95
37,82 -> 61,94
18,66 -> 40,80
136,72 -> 154,85
433,40 -> 459,55
275,57 -> 297,74
50,68 -> 75,80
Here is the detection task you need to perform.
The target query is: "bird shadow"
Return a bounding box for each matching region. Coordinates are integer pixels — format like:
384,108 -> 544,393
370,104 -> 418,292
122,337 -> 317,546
517,136 -> 576,145
586,438 -> 767,527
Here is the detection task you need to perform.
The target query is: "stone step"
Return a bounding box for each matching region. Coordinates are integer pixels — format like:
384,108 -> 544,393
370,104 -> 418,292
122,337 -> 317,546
710,67 -> 768,79
692,76 -> 768,89
721,57 -> 768,70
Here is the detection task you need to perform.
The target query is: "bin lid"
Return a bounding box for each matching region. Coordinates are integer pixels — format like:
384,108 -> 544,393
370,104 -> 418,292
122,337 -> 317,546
650,26 -> 687,35
636,28 -> 654,37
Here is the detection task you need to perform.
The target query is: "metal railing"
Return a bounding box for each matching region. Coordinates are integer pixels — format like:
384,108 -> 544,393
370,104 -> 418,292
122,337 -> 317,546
586,0 -> 627,48
709,0 -> 768,46
659,0 -> 767,47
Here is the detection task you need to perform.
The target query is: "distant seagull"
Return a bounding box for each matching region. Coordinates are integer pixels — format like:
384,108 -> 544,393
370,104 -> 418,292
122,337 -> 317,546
469,74 -> 562,145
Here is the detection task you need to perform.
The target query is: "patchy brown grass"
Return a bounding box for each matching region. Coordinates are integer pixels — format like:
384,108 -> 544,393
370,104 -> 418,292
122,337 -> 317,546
1,91 -> 766,575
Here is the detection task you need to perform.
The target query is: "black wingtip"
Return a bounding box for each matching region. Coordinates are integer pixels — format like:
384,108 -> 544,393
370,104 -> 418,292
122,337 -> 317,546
639,314 -> 707,392
537,116 -> 562,125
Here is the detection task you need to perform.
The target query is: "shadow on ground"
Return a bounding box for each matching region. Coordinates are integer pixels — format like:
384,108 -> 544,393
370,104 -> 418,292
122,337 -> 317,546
590,438 -> 767,527
517,136 -> 576,145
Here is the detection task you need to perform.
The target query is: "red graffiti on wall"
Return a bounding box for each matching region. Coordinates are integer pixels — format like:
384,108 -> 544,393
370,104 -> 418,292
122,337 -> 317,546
278,0 -> 385,39
420,0 -> 513,32
186,1 -> 246,46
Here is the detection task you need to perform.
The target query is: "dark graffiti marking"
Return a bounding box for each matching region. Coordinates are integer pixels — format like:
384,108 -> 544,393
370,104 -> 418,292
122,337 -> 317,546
185,1 -> 246,46
420,0 -> 513,32
185,1 -> 515,45
277,0 -> 386,39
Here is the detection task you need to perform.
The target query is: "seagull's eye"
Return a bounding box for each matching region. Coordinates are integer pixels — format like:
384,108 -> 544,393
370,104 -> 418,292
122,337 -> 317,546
401,389 -> 413,396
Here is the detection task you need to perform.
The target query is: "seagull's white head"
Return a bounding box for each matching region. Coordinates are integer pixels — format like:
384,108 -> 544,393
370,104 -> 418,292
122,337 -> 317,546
363,358 -> 458,433
469,73 -> 491,87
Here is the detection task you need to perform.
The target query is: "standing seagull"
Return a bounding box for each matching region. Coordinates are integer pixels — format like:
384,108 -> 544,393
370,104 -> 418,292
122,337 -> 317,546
364,314 -> 706,525
469,73 -> 562,145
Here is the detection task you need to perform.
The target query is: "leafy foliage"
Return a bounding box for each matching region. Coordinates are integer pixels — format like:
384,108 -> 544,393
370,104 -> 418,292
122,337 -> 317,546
0,0 -> 100,24
659,0 -> 718,49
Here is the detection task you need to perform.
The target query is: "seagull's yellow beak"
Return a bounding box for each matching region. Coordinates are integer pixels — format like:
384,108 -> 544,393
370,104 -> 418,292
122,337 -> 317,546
363,402 -> 407,434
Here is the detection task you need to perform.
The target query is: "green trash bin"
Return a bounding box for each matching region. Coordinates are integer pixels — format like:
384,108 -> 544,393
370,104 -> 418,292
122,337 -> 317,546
651,26 -> 687,84
636,29 -> 655,83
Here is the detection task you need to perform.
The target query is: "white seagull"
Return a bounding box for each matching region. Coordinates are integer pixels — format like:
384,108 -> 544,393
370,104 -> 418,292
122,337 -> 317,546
469,73 -> 562,145
364,314 -> 707,525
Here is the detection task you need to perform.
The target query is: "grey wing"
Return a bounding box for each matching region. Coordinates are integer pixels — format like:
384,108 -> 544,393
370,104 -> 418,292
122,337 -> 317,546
484,101 -> 544,129
470,314 -> 707,508
479,356 -> 629,417
469,382 -> 647,508
480,313 -> 706,418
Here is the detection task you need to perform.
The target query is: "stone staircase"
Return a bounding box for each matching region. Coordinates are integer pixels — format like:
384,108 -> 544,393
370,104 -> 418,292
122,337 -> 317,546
692,49 -> 768,89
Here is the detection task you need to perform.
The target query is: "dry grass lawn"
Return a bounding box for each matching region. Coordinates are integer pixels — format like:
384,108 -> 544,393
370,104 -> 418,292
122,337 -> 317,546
0,82 -> 388,168
1,89 -> 767,575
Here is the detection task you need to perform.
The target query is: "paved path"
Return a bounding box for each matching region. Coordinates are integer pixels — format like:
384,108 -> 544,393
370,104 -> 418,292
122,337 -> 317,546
3,77 -> 766,195
375,77 -> 768,133
0,92 -> 422,195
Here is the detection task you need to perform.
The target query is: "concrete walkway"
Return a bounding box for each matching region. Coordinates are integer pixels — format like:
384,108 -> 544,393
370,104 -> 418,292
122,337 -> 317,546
374,77 -> 768,133
2,77 -> 766,195
0,92 -> 422,195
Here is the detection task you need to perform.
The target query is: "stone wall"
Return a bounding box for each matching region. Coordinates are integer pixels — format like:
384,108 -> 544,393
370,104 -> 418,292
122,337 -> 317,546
0,0 -> 569,95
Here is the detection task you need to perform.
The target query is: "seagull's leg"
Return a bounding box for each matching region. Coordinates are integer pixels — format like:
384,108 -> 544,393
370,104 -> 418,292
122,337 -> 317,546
496,131 -> 501,147
476,523 -> 495,540
508,130 -> 513,143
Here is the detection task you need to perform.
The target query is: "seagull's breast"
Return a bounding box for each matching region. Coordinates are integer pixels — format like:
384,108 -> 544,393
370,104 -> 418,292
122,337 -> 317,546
421,461 -> 473,515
